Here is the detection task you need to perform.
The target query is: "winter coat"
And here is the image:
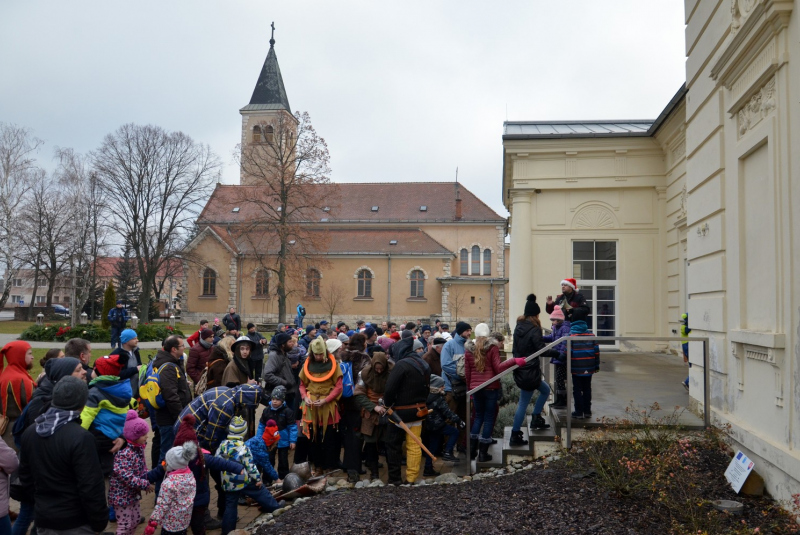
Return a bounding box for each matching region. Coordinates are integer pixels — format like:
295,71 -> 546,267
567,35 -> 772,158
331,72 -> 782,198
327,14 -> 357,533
187,342 -> 213,383
512,319 -> 544,391
422,346 -> 442,377
217,436 -> 262,492
440,334 -> 467,393
262,348 -> 298,396
107,308 -> 129,329
569,321 -> 600,375
257,403 -> 297,448
151,350 -> 192,427
148,452 -> 243,508
545,291 -> 590,321
221,358 -> 250,387
243,435 -> 280,481
108,441 -> 150,507
383,355 -> 430,423
205,347 -> 229,390
81,376 -> 136,476
177,385 -> 263,452
542,321 -> 572,364
425,391 -> 463,433
18,419 -> 108,533
338,348 -> 371,411
151,470 -> 195,532
246,331 -> 267,361
464,339 -> 515,391
222,313 -> 241,332
389,337 -> 414,361
0,439 -> 18,515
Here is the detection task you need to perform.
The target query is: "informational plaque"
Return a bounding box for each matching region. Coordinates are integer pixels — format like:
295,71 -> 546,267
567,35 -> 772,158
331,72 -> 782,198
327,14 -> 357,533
724,450 -> 754,493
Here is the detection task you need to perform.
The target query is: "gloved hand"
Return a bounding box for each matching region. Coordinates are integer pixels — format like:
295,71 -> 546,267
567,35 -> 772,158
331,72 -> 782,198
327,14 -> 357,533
144,521 -> 158,535
458,420 -> 467,429
514,357 -> 527,367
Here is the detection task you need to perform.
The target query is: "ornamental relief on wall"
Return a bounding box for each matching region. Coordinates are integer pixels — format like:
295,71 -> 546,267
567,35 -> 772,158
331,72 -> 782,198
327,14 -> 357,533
731,0 -> 763,35
572,205 -> 617,229
737,76 -> 776,138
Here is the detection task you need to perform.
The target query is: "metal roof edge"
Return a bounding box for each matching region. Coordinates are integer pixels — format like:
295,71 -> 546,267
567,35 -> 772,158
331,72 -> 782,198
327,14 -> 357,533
646,83 -> 688,136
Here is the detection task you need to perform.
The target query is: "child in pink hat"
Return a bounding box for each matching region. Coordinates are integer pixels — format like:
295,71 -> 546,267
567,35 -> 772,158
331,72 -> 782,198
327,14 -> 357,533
109,410 -> 153,535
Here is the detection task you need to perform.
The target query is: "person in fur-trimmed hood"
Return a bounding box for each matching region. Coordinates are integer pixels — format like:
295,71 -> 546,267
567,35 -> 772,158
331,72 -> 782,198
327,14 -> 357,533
464,324 -> 525,462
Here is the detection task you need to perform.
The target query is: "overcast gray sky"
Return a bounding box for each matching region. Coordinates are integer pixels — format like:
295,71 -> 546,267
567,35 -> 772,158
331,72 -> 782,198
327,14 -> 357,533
1,1 -> 686,217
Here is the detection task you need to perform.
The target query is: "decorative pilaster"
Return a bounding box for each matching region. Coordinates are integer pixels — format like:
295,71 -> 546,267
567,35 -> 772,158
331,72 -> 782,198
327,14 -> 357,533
229,257 -> 238,310
508,190 -> 533,319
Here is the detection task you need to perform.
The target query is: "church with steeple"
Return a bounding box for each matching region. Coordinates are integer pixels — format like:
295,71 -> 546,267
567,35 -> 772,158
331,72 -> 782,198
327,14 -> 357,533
181,28 -> 509,329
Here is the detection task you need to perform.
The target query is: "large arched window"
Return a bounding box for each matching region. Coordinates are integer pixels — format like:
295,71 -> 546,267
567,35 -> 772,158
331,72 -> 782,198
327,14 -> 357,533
255,270 -> 269,297
202,268 -> 216,296
410,270 -> 425,298
357,269 -> 372,298
483,249 -> 492,276
471,245 -> 480,275
460,249 -> 469,276
306,268 -> 321,297
265,125 -> 275,144
252,125 -> 262,143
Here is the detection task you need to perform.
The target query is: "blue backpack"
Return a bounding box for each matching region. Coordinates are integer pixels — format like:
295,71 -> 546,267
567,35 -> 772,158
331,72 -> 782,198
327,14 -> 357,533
139,361 -> 179,412
339,360 -> 354,398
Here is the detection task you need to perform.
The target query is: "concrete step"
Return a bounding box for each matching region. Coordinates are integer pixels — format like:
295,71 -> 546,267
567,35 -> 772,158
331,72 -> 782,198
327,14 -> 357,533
475,441 -> 503,469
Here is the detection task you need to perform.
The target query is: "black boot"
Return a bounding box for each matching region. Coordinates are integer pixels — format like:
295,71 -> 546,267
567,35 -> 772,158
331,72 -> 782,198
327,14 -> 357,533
551,392 -> 567,409
368,462 -> 380,480
470,437 -> 479,460
531,413 -> 551,430
477,442 -> 492,462
509,430 -> 528,446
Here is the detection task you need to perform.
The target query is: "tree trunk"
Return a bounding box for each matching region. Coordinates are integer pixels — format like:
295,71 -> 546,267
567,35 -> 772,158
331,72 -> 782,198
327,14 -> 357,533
139,277 -> 152,323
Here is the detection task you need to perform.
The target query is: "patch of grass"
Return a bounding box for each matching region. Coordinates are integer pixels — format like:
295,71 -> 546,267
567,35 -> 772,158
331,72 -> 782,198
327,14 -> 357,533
0,321 -> 63,334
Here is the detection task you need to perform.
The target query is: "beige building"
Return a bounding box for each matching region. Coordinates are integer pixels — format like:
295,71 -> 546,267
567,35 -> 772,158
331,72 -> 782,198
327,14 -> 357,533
504,0 -> 800,500
183,36 -> 508,328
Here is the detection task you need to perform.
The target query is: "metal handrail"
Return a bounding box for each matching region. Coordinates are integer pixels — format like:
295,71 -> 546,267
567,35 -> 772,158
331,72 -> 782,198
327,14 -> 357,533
464,334 -> 710,474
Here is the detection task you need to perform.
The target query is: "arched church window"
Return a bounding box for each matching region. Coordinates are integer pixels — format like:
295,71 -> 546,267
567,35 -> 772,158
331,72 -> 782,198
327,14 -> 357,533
202,268 -> 216,296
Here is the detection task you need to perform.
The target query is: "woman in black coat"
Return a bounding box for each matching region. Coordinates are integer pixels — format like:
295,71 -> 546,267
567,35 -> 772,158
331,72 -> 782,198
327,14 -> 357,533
510,295 -> 552,447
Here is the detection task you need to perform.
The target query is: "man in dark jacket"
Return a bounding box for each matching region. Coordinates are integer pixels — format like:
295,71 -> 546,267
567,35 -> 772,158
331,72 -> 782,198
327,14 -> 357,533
262,333 -> 298,409
19,376 -> 108,534
388,330 -> 415,361
107,301 -> 129,349
152,335 -> 192,461
222,307 -> 241,335
545,278 -> 590,321
383,349 -> 431,485
299,325 -> 316,351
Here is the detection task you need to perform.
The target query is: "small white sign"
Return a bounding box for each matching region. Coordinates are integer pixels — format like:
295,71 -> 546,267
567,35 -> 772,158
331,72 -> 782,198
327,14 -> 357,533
724,450 -> 755,494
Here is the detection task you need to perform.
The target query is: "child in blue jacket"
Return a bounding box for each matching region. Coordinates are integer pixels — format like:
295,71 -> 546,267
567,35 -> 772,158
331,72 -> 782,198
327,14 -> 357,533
254,386 -> 297,479
542,307 -> 571,409
567,308 -> 600,420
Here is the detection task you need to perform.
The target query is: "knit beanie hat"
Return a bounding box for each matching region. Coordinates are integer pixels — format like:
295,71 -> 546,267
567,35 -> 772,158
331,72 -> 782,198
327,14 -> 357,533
173,414 -> 198,447
549,307 -> 565,321
120,329 -> 138,345
274,332 -> 292,346
523,294 -> 541,317
310,336 -> 327,355
49,356 -> 81,383
412,339 -> 424,352
474,323 -> 490,338
262,419 -> 280,449
326,338 -> 343,354
420,325 -> 431,334
123,409 -> 150,442
455,321 -> 472,336
400,330 -> 413,340
165,441 -> 198,471
389,332 -> 401,341
93,354 -> 123,377
200,328 -> 214,339
52,376 -> 88,410
305,324 -> 315,332
228,415 -> 247,438
271,385 -> 286,401
363,327 -> 376,339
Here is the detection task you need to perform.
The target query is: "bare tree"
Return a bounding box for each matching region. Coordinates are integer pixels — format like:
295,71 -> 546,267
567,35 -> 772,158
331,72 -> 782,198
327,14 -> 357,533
93,124 -> 220,321
320,281 -> 347,324
448,286 -> 469,322
234,111 -> 338,323
0,123 -> 41,309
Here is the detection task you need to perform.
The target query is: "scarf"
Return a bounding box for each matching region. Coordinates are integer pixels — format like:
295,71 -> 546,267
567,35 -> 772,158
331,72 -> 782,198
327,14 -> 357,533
35,407 -> 81,437
199,339 -> 212,349
232,354 -> 250,378
306,354 -> 335,375
361,353 -> 393,394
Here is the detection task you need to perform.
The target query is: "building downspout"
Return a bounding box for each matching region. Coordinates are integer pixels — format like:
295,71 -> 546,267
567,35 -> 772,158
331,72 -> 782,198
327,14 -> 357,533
237,254 -> 243,316
490,279 -> 494,331
387,253 -> 391,321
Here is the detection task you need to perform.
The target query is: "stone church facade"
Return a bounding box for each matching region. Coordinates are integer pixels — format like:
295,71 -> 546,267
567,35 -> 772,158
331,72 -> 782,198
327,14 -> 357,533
504,0 -> 800,501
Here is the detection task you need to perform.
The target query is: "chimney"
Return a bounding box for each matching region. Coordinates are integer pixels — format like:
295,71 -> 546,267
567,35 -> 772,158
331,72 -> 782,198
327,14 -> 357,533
455,184 -> 462,220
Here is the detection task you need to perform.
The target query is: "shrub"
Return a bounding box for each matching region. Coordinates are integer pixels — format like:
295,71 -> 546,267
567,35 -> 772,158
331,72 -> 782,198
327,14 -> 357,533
102,281 -> 116,329
55,324 -> 111,343
19,324 -> 61,342
20,322 -> 183,343
135,323 -> 184,342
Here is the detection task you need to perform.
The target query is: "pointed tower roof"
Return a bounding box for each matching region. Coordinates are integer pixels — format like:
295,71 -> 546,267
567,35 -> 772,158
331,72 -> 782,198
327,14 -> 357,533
240,23 -> 291,112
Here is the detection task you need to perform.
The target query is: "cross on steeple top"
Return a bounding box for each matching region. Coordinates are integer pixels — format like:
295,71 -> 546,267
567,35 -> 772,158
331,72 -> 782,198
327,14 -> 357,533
270,22 -> 275,46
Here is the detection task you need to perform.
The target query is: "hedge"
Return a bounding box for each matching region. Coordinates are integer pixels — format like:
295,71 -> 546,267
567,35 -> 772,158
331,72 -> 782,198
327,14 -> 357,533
20,323 -> 184,343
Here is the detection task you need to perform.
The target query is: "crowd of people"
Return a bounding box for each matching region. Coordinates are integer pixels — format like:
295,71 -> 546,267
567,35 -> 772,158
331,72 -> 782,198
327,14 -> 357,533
0,278 -> 600,535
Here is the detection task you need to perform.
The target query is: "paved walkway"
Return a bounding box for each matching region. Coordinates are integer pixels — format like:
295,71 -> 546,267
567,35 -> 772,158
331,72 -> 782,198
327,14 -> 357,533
0,333 -> 165,350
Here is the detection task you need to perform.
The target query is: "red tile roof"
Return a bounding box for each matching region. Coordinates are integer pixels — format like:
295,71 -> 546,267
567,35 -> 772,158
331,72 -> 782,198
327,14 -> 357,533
197,182 -> 504,225
93,257 -> 184,279
207,227 -> 452,256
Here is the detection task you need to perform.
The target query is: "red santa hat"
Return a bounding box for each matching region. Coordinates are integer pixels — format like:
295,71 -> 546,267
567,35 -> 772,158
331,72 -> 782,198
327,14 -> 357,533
560,278 -> 577,291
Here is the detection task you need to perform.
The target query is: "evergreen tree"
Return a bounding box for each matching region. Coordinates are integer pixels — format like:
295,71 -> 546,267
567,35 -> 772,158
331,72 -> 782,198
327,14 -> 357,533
101,280 -> 116,329
115,241 -> 138,304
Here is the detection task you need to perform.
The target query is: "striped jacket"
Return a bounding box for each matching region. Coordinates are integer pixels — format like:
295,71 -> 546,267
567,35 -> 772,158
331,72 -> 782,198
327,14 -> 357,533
176,385 -> 263,451
568,321 -> 600,375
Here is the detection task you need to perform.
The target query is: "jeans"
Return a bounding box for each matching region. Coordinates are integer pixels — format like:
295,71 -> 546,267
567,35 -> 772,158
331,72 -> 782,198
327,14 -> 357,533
0,515 -> 11,535
222,487 -> 280,535
470,389 -> 500,442
11,501 -> 34,535
110,326 -> 123,349
573,374 -> 592,414
425,425 -> 459,469
512,381 -> 551,431
156,424 -> 176,495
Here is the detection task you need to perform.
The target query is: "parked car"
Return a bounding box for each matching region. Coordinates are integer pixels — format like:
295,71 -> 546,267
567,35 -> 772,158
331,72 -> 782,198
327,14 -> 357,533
53,305 -> 70,317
